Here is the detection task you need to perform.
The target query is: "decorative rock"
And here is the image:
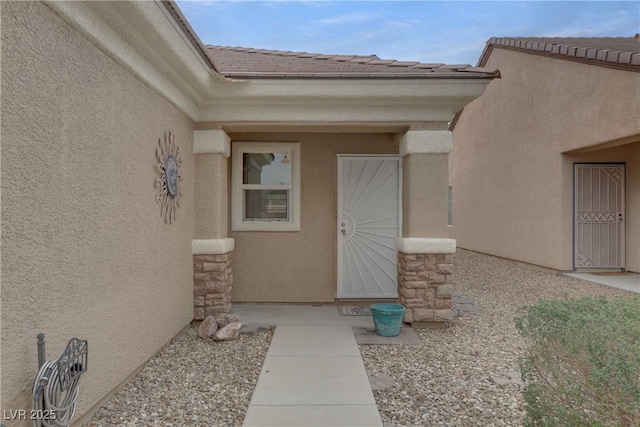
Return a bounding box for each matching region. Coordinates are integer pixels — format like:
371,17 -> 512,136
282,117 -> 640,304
198,315 -> 218,339
213,322 -> 242,341
215,313 -> 240,328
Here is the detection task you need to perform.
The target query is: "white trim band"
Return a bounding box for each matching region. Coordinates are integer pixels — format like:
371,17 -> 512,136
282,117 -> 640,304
193,130 -> 231,157
396,237 -> 456,254
399,130 -> 453,156
192,238 -> 235,255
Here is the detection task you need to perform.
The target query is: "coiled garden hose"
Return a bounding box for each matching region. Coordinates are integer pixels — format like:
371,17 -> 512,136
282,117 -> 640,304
32,359 -> 81,427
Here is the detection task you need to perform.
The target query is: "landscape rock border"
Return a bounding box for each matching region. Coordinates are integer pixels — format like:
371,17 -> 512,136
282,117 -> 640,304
198,314 -> 242,341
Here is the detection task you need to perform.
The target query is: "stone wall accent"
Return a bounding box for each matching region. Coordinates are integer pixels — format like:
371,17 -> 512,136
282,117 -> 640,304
397,252 -> 454,325
193,252 -> 233,320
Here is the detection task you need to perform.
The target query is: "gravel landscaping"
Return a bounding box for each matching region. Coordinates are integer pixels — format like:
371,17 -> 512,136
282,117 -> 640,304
361,249 -> 635,427
86,329 -> 273,426
87,249 -> 634,426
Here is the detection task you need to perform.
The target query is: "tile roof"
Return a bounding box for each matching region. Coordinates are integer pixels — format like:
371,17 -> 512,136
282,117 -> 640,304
450,35 -> 640,131
204,45 -> 499,79
480,36 -> 640,71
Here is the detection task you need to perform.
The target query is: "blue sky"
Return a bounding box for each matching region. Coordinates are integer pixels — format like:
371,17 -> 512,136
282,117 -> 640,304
175,1 -> 640,65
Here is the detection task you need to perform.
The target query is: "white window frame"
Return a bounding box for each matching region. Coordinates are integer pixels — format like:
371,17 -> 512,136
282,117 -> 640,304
231,141 -> 301,231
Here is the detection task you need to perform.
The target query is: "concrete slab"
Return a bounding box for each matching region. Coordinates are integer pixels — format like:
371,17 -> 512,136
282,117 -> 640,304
240,305 -> 383,427
268,325 -> 361,356
564,272 -> 640,294
367,371 -> 395,390
243,405 -> 383,426
250,356 -> 376,406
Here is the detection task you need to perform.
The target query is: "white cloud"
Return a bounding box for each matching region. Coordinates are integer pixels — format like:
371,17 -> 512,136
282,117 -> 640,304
312,12 -> 378,25
384,19 -> 421,30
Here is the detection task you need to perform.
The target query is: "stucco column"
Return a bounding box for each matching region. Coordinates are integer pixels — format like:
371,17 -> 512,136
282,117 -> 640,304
192,129 -> 234,319
397,130 -> 456,327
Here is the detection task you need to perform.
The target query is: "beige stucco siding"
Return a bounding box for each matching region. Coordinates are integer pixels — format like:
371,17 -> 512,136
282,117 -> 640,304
1,2 -> 195,421
229,133 -> 398,302
451,48 -> 640,271
195,154 -> 228,239
403,153 -> 450,238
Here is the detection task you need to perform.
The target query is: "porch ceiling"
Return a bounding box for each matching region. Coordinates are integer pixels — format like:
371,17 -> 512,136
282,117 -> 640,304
44,0 -> 498,127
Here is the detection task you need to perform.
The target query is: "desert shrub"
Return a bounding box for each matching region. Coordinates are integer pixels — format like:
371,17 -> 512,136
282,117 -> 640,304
515,296 -> 640,427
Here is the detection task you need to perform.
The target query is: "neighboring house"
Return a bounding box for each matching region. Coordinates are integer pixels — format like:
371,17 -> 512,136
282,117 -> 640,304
450,36 -> 640,273
1,1 -> 498,422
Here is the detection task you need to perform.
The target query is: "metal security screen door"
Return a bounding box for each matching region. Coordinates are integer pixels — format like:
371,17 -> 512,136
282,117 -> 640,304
337,156 -> 401,299
574,164 -> 625,269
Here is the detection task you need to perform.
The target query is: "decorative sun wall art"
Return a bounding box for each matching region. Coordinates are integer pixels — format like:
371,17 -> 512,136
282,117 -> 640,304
155,131 -> 183,224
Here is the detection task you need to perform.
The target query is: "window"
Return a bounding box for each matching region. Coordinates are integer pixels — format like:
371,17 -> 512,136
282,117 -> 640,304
232,142 -> 300,231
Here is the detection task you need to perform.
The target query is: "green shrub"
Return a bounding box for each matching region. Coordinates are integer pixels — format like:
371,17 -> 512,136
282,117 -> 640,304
515,296 -> 640,427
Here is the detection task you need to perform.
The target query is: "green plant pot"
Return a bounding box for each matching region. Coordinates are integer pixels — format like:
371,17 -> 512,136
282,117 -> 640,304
371,303 -> 405,337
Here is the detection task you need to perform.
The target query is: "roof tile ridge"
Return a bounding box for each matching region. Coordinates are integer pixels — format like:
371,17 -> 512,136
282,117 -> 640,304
485,36 -> 639,67
206,44 -> 310,57
315,53 -> 380,62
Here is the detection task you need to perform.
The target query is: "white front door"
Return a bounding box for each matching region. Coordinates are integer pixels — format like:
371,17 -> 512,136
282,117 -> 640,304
337,156 -> 401,299
574,164 -> 625,269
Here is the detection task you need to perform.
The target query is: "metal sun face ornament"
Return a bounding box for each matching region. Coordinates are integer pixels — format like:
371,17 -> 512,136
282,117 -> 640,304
155,131 -> 182,224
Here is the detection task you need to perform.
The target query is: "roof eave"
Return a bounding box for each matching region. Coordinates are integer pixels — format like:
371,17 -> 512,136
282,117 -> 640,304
199,77 -> 496,124
43,0 -> 498,127
217,73 -> 500,80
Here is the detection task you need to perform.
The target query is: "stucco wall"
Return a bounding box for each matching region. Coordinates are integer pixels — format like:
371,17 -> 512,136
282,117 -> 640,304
195,154 -> 228,239
229,133 -> 398,302
451,48 -> 640,271
1,2 -> 195,421
403,153 -> 449,238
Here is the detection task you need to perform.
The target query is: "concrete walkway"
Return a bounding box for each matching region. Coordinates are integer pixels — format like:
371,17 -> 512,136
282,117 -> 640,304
563,272 -> 640,294
234,304 -> 383,427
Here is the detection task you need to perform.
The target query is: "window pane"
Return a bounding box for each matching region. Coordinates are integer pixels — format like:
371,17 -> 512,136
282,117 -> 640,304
243,152 -> 291,185
244,190 -> 289,220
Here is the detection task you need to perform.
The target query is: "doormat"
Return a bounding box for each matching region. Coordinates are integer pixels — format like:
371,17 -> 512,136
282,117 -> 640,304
591,272 -> 632,276
338,306 -> 372,316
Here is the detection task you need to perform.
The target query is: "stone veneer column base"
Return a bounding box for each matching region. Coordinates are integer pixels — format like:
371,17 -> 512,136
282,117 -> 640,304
192,238 -> 235,320
193,252 -> 233,319
397,252 -> 454,326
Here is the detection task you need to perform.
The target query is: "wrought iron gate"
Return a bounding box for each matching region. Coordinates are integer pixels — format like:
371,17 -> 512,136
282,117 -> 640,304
574,164 -> 625,269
